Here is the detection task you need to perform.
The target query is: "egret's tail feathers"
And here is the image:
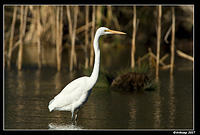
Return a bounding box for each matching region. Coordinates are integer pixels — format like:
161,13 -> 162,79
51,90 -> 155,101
48,105 -> 54,112
48,99 -> 55,112
49,98 -> 55,105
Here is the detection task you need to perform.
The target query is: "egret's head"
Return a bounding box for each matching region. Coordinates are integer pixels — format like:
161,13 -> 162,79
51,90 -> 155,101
97,27 -> 126,36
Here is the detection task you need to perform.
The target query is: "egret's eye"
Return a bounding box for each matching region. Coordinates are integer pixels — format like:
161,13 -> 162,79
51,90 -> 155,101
104,30 -> 109,32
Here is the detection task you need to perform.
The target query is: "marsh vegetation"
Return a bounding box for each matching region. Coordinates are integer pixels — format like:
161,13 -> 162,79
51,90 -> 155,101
4,5 -> 193,130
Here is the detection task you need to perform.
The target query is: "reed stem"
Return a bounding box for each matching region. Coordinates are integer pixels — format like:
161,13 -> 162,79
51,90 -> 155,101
37,6 -> 42,69
156,5 -> 162,78
90,6 -> 95,67
8,7 -> 17,69
170,7 -> 175,75
131,6 -> 136,69
84,6 -> 89,69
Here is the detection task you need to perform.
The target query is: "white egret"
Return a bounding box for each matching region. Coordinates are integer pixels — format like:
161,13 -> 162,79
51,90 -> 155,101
48,27 -> 126,123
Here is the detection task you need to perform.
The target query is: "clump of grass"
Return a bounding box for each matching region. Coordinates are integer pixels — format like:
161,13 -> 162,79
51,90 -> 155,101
115,63 -> 149,77
110,63 -> 157,91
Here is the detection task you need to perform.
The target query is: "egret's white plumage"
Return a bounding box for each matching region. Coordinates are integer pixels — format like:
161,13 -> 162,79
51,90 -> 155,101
48,27 -> 126,122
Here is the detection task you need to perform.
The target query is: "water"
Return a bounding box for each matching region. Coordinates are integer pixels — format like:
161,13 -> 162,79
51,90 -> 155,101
4,41 -> 193,130
4,61 -> 193,130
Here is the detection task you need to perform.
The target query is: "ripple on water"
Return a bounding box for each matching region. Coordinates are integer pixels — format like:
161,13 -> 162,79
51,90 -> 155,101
48,123 -> 83,130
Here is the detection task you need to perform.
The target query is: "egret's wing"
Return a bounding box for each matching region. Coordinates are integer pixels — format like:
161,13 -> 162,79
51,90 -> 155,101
51,86 -> 83,108
49,76 -> 89,111
55,77 -> 87,99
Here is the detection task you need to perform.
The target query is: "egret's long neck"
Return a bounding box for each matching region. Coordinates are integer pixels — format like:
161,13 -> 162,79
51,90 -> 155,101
90,33 -> 101,86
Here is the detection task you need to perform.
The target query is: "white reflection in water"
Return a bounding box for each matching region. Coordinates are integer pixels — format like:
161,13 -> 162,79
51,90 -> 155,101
48,123 -> 83,130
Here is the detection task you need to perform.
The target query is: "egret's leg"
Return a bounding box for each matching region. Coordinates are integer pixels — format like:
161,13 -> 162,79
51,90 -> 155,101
74,114 -> 78,125
71,111 -> 74,121
74,109 -> 79,125
75,109 -> 79,122
75,114 -> 78,122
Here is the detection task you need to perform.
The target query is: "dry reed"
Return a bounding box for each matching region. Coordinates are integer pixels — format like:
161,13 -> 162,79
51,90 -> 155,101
176,50 -> 193,62
131,6 -> 136,69
156,5 -> 162,78
84,6 -> 89,69
17,6 -> 28,70
90,6 -> 96,67
37,6 -> 42,69
8,7 -> 17,69
69,6 -> 79,71
170,7 -> 175,75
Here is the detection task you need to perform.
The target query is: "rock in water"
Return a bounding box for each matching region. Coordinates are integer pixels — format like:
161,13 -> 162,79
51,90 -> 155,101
111,72 -> 149,91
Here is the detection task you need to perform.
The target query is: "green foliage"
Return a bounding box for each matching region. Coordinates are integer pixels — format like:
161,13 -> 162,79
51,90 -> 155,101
115,63 -> 149,77
133,63 -> 150,73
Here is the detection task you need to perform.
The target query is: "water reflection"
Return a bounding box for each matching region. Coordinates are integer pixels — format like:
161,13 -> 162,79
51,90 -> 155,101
80,101 -> 97,128
16,71 -> 24,110
168,75 -> 175,128
128,96 -> 136,128
34,70 -> 42,112
16,71 -> 24,97
153,79 -> 161,128
54,71 -> 63,93
34,70 -> 41,96
48,123 -> 82,130
15,71 -> 25,125
5,68 -> 193,129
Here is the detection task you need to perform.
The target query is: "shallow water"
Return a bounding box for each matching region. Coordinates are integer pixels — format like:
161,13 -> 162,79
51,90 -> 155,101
4,60 -> 193,130
4,42 -> 193,130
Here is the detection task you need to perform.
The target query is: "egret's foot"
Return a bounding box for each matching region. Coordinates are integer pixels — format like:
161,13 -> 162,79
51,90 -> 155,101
73,114 -> 78,125
71,109 -> 79,125
71,119 -> 77,126
71,115 -> 77,125
75,114 -> 78,121
74,119 -> 77,125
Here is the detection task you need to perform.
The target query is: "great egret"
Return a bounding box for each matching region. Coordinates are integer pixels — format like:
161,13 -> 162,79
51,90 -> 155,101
48,27 -> 126,123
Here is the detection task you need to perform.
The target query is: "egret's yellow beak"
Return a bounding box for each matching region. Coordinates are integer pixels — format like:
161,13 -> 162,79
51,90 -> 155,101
105,29 -> 126,34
